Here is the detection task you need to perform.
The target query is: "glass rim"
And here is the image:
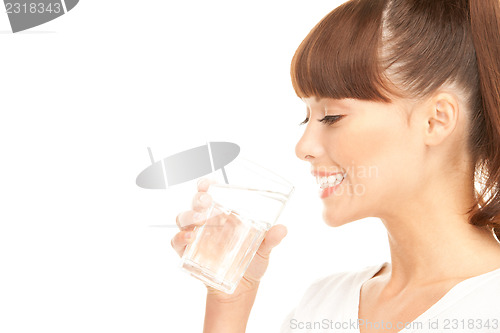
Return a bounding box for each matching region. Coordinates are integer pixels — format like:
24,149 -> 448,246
232,156 -> 295,193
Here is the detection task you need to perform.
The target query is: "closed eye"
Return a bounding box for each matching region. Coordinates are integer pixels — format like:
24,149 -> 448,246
299,115 -> 344,126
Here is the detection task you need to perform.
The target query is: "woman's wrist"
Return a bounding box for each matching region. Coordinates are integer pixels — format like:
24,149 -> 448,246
203,279 -> 260,333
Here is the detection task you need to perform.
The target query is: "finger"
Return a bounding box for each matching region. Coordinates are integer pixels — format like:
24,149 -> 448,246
170,230 -> 196,257
176,210 -> 208,230
192,191 -> 213,211
197,178 -> 218,192
243,225 -> 288,282
255,224 -> 288,260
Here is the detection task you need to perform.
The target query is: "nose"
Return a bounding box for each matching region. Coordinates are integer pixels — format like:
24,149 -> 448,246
295,123 -> 324,162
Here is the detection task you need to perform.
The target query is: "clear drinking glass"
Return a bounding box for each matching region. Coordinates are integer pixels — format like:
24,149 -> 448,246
179,156 -> 295,294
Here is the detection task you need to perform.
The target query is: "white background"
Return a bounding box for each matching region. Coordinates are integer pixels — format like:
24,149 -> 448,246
0,1 -> 390,332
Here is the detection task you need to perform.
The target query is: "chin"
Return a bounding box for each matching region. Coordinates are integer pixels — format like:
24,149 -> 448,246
322,210 -> 351,227
322,205 -> 368,227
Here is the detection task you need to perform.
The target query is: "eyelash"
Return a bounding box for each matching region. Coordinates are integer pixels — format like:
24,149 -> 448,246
299,115 -> 344,126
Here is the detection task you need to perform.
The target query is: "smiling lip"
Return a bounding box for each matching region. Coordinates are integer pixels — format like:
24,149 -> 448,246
320,179 -> 343,199
310,168 -> 345,199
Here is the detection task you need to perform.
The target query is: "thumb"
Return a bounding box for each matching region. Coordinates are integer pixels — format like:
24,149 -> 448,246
257,224 -> 288,259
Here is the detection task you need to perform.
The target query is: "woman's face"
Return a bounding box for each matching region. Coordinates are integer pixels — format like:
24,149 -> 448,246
295,97 -> 424,227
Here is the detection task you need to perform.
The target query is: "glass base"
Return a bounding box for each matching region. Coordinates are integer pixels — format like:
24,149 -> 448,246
180,258 -> 237,294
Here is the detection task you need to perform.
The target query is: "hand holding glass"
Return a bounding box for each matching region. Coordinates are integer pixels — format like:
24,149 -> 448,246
174,157 -> 294,294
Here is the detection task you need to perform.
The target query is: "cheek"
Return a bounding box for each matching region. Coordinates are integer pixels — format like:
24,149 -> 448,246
343,118 -> 404,171
362,124 -> 422,207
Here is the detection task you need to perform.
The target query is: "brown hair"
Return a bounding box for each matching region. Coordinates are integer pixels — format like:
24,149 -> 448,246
291,0 -> 500,241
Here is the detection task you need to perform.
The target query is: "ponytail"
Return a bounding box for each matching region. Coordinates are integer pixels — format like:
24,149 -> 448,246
468,0 -> 500,241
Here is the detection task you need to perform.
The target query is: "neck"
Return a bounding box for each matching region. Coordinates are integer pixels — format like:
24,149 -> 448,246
379,173 -> 500,289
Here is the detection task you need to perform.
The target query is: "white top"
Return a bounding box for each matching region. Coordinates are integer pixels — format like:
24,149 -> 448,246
280,262 -> 500,332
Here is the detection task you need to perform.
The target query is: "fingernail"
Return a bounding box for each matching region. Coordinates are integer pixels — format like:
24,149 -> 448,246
185,232 -> 193,240
197,179 -> 206,187
193,212 -> 202,221
200,194 -> 210,203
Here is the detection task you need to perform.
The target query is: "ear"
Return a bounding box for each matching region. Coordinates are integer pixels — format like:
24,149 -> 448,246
423,93 -> 460,146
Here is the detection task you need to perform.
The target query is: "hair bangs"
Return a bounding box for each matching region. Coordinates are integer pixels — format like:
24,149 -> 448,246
290,0 -> 392,102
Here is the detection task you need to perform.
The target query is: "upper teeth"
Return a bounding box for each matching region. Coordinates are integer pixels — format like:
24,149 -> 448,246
317,174 -> 344,189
